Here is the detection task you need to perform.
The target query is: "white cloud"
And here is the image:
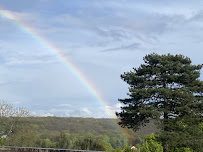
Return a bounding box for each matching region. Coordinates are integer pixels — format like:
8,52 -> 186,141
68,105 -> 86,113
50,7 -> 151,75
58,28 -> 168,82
81,108 -> 92,115
56,104 -> 71,107
5,58 -> 56,66
115,103 -> 122,109
31,111 -> 55,117
104,103 -> 123,118
30,107 -> 107,118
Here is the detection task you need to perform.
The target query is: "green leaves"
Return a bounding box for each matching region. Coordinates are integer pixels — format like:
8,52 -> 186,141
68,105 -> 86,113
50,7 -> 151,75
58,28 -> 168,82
141,134 -> 163,152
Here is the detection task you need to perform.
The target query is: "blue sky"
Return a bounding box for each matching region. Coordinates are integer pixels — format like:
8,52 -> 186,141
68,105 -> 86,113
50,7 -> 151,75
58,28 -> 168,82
0,0 -> 202,117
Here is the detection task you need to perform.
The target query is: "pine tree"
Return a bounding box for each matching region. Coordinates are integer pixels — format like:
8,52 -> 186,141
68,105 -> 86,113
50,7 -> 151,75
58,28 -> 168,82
116,53 -> 203,152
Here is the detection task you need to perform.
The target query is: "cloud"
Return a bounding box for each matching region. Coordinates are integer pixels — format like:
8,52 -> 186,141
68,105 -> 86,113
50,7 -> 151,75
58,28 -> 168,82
190,10 -> 203,22
69,108 -> 92,117
115,103 -> 122,109
56,104 -> 71,107
30,107 -> 107,118
81,108 -> 92,115
0,81 -> 9,85
0,9 -> 44,28
5,58 -> 57,66
31,111 -> 55,117
104,103 -> 123,118
102,42 -> 140,52
0,46 -> 58,66
1,4 -> 183,48
93,27 -> 130,41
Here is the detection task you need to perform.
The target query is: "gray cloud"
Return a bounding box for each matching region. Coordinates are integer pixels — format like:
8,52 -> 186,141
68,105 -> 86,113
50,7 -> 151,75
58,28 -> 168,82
190,10 -> 203,22
93,27 -> 129,41
0,47 -> 58,66
102,42 -> 140,52
5,59 -> 57,66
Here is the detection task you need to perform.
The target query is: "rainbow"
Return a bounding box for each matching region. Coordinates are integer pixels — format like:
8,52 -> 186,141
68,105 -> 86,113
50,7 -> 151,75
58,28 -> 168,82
0,7 -> 131,144
0,8 -> 114,117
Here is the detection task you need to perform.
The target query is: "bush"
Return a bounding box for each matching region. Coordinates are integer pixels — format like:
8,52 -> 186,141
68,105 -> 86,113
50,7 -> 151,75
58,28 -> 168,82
0,137 -> 3,146
169,147 -> 192,152
141,134 -> 163,152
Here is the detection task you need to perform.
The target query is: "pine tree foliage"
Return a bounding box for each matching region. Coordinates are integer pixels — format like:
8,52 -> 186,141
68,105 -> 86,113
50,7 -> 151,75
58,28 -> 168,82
116,53 -> 203,151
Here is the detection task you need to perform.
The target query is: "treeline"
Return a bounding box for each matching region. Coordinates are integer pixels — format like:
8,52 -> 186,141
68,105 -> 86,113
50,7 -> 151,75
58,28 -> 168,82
0,117 -> 157,151
1,113 -> 201,151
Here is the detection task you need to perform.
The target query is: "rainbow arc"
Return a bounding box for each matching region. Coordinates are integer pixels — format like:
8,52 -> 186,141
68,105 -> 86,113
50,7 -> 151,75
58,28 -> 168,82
0,7 -> 130,144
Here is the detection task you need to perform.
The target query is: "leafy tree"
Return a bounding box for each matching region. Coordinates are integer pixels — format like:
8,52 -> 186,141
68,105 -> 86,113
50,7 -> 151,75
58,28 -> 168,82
40,138 -> 53,148
74,133 -> 95,150
73,133 -> 113,151
56,131 -> 73,149
141,134 -> 163,152
94,135 -> 112,151
4,123 -> 40,147
0,101 -> 29,136
116,54 -> 203,152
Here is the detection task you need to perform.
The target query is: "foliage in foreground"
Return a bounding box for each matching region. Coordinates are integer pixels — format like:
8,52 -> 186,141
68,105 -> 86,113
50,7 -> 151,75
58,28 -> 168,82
141,134 -> 162,152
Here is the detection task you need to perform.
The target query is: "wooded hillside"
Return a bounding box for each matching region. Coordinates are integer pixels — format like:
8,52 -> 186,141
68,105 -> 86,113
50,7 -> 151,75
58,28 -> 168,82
0,117 -> 158,151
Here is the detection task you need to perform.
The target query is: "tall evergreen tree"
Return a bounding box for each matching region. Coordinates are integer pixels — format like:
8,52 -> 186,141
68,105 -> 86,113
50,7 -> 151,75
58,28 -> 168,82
116,53 -> 203,152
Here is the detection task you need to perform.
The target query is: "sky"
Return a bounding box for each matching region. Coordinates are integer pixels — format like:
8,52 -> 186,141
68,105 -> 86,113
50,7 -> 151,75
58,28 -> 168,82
0,0 -> 202,118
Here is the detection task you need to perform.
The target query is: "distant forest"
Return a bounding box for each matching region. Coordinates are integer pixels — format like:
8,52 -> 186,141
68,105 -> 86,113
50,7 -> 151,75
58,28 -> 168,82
0,117 -> 158,151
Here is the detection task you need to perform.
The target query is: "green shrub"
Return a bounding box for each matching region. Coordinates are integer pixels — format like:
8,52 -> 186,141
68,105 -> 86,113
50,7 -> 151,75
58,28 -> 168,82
0,137 -> 3,146
141,134 -> 163,152
169,147 -> 192,152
